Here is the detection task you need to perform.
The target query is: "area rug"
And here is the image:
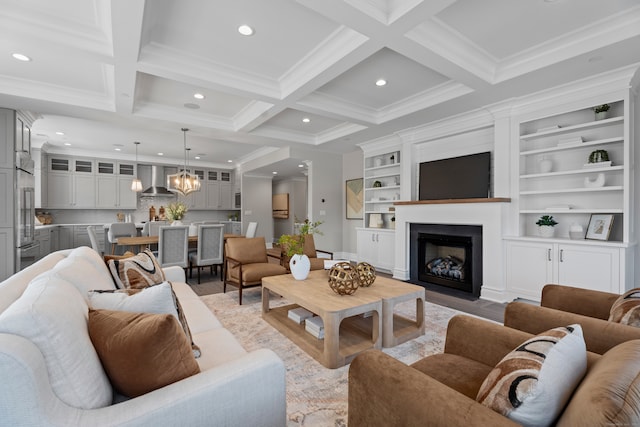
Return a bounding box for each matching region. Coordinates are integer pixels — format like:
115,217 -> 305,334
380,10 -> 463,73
200,288 -> 463,427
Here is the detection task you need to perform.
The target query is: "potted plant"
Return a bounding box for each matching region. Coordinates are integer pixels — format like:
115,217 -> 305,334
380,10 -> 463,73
166,202 -> 187,225
536,215 -> 558,238
278,218 -> 323,280
593,104 -> 610,120
588,149 -> 609,164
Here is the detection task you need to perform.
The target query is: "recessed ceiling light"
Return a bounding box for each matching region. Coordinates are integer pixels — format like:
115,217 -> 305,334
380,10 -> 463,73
298,164 -> 304,168
238,25 -> 254,36
302,117 -> 311,123
193,93 -> 205,100
157,152 -> 164,156
12,53 -> 31,62
194,156 -> 201,160
64,143 -> 72,146
55,131 -> 65,135
272,171 -> 278,175
114,148 -> 122,151
227,160 -> 233,163
376,79 -> 387,87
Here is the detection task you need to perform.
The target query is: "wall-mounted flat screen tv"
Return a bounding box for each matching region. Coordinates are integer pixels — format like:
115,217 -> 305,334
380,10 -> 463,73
419,152 -> 491,201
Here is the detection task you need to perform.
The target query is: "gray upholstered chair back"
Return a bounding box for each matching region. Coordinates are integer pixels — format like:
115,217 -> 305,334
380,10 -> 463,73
148,221 -> 168,236
107,222 -> 136,243
86,226 -> 102,254
157,225 -> 189,268
245,221 -> 258,238
195,224 -> 224,266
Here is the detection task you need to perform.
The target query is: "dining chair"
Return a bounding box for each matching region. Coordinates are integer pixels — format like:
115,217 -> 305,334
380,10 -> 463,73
245,222 -> 258,238
188,224 -> 224,284
107,222 -> 137,255
148,221 -> 168,237
86,225 -> 102,255
157,225 -> 189,268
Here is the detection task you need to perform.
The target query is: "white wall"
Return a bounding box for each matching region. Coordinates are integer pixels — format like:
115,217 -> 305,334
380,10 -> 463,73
241,175 -> 274,243
342,149 -> 363,260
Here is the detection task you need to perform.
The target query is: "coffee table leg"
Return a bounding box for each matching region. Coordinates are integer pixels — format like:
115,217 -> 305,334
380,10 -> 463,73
262,287 -> 271,314
322,313 -> 342,369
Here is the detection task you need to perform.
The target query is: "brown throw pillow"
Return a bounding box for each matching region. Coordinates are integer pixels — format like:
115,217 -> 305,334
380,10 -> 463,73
88,309 -> 200,398
108,249 -> 165,289
88,282 -> 201,358
608,288 -> 640,326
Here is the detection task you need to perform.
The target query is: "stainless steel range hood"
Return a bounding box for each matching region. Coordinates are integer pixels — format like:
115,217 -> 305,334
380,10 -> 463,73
141,165 -> 174,196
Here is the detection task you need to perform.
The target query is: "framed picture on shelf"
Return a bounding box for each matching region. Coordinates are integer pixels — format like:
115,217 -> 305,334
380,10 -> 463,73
346,178 -> 363,219
585,214 -> 614,241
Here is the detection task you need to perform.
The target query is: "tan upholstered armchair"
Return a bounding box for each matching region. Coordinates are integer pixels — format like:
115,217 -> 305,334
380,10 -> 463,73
505,284 -> 640,354
279,234 -> 333,272
349,314 -> 640,426
223,237 -> 287,304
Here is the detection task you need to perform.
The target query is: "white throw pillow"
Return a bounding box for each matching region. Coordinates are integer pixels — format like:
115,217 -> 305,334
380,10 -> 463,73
88,281 -> 178,320
52,248 -> 115,296
476,324 -> 586,427
0,275 -> 113,409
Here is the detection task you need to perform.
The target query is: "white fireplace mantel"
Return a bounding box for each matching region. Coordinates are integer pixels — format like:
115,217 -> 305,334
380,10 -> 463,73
393,198 -> 511,303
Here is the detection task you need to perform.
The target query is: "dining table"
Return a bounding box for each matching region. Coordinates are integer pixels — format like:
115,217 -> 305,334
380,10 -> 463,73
117,233 -> 243,253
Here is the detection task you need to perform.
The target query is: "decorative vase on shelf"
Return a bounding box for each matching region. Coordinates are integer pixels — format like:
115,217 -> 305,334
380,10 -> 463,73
289,254 -> 311,280
594,111 -> 609,121
538,157 -> 553,173
171,220 -> 183,226
538,225 -> 555,238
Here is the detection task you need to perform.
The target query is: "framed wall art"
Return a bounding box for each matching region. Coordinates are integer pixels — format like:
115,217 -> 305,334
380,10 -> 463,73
585,214 -> 614,241
346,178 -> 363,219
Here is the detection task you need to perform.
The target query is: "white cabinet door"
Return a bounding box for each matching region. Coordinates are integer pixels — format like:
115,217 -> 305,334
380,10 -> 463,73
206,182 -> 220,209
505,240 -> 553,300
557,244 -> 620,294
58,226 -> 74,250
73,174 -> 95,208
47,173 -> 73,208
96,176 -> 117,208
219,182 -> 232,209
356,229 -> 395,272
117,176 -> 137,209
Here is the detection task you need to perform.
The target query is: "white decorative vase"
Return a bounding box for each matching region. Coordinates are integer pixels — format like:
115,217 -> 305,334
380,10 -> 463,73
595,111 -> 609,121
171,220 -> 183,226
289,254 -> 311,280
538,225 -> 555,238
538,158 -> 553,173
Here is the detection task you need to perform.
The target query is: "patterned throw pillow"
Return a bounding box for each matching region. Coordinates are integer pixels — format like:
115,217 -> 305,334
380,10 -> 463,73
107,249 -> 165,289
88,309 -> 200,398
476,324 -> 587,427
88,282 -> 201,358
608,288 -> 640,326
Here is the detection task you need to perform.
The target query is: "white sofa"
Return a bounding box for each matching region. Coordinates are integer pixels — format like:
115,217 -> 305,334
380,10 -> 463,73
0,247 -> 286,427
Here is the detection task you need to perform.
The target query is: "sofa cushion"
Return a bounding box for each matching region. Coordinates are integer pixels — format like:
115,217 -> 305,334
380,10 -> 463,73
108,249 -> 165,289
88,282 -> 200,358
476,324 -> 586,427
229,263 -> 287,284
51,247 -> 116,296
88,309 -> 200,398
557,340 -> 640,426
0,276 -> 112,409
608,288 -> 640,326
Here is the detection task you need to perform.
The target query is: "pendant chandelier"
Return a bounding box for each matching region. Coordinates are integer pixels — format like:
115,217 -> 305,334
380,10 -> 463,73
131,141 -> 143,192
167,128 -> 201,196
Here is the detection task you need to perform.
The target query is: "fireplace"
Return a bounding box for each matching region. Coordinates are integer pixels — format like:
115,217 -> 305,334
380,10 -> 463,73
410,224 -> 482,298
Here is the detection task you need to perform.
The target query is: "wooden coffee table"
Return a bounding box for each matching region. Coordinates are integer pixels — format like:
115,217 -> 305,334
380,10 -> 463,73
262,270 -> 382,369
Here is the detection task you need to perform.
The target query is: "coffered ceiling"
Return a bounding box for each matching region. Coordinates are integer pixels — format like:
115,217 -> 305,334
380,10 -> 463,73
1,0 -> 639,177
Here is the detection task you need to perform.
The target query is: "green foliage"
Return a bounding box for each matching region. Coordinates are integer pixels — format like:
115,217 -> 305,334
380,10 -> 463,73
536,215 -> 558,227
166,202 -> 187,221
593,104 -> 610,113
278,218 -> 323,256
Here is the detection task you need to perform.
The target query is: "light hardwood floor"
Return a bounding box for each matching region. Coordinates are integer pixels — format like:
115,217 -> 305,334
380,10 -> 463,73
185,267 -> 506,323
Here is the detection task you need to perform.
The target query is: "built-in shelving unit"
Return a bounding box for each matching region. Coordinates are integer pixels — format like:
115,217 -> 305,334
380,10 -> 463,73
363,149 -> 400,230
516,100 -> 627,241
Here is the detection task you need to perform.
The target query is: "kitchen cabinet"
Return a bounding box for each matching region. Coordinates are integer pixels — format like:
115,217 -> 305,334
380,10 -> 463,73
47,157 -> 96,209
57,226 -> 74,250
35,228 -> 51,260
95,161 -> 137,209
203,170 -> 233,209
356,228 -> 395,272
178,168 -> 206,209
505,239 -> 624,301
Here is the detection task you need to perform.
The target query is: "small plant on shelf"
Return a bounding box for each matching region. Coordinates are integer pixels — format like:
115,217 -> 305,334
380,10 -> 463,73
593,104 -> 610,113
536,215 -> 558,227
588,149 -> 609,164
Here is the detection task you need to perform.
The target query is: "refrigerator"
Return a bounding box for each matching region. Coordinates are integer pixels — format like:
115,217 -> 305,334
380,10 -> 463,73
15,151 -> 38,271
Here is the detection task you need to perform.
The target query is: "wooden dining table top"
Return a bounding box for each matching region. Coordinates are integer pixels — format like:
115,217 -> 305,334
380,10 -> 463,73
117,233 -> 243,246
